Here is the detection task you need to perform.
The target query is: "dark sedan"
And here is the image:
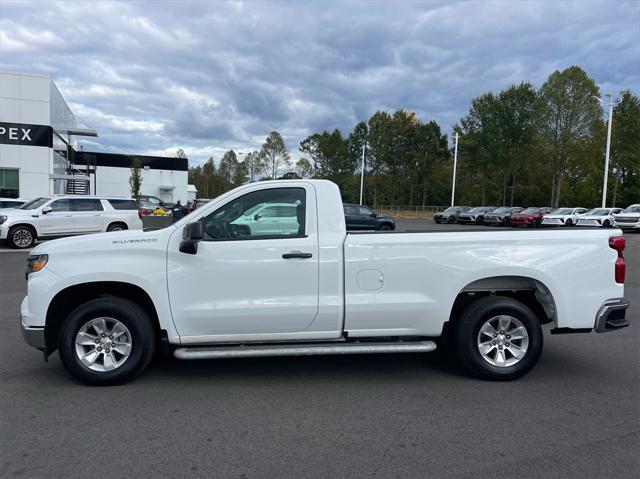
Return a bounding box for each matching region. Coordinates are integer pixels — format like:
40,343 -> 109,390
343,203 -> 395,231
457,206 -> 497,225
483,206 -> 524,226
433,206 -> 471,224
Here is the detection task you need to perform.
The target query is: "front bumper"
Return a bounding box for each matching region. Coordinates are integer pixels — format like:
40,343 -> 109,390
614,221 -> 640,230
20,296 -> 46,351
595,298 -> 630,332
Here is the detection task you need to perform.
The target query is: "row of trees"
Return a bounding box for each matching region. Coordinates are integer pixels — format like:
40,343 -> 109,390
187,66 -> 639,208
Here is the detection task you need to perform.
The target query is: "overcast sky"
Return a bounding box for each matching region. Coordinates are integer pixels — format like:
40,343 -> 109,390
1,0 -> 639,165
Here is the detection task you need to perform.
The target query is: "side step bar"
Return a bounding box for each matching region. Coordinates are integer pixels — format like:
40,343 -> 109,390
174,341 -> 437,360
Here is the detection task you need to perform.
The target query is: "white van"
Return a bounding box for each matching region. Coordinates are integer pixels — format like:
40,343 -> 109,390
0,196 -> 142,249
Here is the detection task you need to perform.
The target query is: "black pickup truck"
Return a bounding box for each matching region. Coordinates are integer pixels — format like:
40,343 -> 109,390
343,203 -> 395,231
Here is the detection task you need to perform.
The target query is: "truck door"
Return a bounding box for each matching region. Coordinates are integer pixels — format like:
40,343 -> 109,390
167,184 -> 320,341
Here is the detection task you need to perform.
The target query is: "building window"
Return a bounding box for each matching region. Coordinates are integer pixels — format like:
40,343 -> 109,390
0,168 -> 19,198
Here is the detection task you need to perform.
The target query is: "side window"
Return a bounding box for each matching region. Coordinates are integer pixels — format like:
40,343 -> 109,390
202,187 -> 306,240
343,205 -> 357,215
70,199 -> 103,211
49,199 -> 70,212
358,206 -> 373,216
108,199 -> 138,210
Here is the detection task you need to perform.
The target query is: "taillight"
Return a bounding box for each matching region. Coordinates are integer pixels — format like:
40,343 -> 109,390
609,236 -> 625,284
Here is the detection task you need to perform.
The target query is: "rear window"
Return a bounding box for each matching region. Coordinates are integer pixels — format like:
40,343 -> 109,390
108,199 -> 138,210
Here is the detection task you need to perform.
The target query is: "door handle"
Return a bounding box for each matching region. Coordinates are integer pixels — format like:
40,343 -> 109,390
64,214 -> 72,217
282,252 -> 312,259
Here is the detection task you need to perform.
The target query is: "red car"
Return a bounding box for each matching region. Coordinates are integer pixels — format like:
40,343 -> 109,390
510,207 -> 553,227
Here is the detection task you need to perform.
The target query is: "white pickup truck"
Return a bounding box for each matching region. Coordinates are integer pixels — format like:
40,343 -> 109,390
20,180 -> 630,385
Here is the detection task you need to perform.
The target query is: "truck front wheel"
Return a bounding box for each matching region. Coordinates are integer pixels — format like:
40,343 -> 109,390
454,296 -> 543,380
58,298 -> 156,385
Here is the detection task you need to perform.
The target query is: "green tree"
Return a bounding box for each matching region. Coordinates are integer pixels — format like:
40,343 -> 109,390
260,131 -> 291,179
176,149 -> 187,159
299,129 -> 355,195
219,150 -> 238,187
129,158 -> 143,200
244,151 -> 263,182
536,66 -> 602,207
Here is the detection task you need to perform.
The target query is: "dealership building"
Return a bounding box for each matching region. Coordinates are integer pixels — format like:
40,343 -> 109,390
0,72 -> 189,202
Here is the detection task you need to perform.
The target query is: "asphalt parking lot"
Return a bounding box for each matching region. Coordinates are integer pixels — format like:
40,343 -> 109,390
1,221 -> 638,479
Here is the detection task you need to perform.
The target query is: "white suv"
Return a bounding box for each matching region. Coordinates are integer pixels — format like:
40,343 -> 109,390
0,196 -> 143,249
614,204 -> 640,231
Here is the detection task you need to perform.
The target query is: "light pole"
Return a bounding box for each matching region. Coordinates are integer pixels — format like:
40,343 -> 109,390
359,143 -> 365,205
593,93 -> 619,208
451,132 -> 459,207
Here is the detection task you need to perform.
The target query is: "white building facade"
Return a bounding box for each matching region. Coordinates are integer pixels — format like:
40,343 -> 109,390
0,72 -> 188,202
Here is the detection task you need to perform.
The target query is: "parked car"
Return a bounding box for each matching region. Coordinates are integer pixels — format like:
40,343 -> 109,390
541,207 -> 589,227
0,197 -> 26,209
0,196 -> 142,249
510,207 -> 553,227
457,206 -> 497,225
613,204 -> 640,231
20,180 -> 629,385
433,206 -> 471,224
343,203 -> 395,231
231,202 -> 300,236
137,195 -> 175,210
576,208 -> 624,228
483,207 -> 524,226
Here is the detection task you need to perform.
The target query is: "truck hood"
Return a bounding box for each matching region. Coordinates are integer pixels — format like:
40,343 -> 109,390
31,227 -> 173,255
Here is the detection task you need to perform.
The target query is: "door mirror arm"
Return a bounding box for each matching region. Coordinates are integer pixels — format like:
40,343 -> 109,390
179,221 -> 204,254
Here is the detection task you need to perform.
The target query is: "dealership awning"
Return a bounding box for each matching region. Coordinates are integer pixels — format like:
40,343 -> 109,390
56,128 -> 98,137
159,185 -> 175,191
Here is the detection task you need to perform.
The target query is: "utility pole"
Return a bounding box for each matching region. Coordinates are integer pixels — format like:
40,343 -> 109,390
602,94 -> 614,208
359,143 -> 365,205
451,132 -> 459,207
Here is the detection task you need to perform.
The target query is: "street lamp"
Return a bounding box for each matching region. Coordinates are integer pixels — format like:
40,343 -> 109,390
359,143 -> 366,205
451,132 -> 459,207
593,93 -> 621,208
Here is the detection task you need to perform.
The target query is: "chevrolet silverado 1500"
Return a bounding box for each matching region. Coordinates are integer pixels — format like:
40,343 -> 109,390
20,180 -> 630,385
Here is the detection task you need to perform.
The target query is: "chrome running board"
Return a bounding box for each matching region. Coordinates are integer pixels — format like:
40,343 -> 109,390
174,341 -> 437,360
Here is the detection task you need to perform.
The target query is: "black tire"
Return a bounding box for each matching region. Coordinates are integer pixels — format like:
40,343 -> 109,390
448,215 -> 456,224
58,297 -> 156,385
453,296 -> 543,380
378,224 -> 393,231
434,217 -> 441,224
8,225 -> 36,249
603,220 -> 611,228
475,216 -> 484,225
565,219 -> 573,227
107,222 -> 128,232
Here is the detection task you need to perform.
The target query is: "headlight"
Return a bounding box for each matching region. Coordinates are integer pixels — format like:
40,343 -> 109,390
0,215 -> 7,225
26,254 -> 48,279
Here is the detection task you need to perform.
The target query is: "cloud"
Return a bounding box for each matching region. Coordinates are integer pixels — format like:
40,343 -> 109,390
0,0 -> 638,165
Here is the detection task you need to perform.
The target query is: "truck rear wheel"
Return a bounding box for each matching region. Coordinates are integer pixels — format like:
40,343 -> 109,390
454,296 -> 543,380
58,298 -> 156,385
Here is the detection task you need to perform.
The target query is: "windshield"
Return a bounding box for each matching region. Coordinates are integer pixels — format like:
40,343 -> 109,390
586,209 -> 610,216
623,205 -> 640,213
493,207 -> 510,213
443,207 -> 458,213
468,207 -> 485,213
521,208 -> 540,214
551,208 -> 573,215
19,197 -> 50,210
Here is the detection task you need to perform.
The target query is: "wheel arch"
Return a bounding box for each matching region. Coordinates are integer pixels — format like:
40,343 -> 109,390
443,275 -> 557,345
45,281 -> 162,352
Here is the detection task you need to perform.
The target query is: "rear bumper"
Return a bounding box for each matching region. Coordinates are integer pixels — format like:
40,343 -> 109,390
594,298 -> 630,333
